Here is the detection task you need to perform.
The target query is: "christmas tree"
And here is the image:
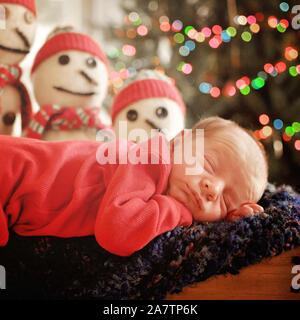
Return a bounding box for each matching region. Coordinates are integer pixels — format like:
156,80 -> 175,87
91,0 -> 300,190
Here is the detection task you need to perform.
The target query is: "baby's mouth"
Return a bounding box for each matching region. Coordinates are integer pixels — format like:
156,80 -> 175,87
186,184 -> 203,210
53,86 -> 97,96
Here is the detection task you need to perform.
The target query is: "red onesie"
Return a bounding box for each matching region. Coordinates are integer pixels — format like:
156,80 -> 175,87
0,134 -> 192,256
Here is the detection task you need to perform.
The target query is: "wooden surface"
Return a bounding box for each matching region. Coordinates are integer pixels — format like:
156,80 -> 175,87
166,246 -> 300,300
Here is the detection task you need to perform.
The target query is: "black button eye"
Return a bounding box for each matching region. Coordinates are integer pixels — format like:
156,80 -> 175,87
127,110 -> 138,122
58,55 -> 70,65
87,57 -> 97,68
2,112 -> 16,126
156,106 -> 168,118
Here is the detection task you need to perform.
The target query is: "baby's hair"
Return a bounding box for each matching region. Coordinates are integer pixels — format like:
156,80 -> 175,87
192,116 -> 269,177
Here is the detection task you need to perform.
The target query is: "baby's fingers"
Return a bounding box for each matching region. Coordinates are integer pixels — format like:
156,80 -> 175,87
234,205 -> 254,217
244,203 -> 264,214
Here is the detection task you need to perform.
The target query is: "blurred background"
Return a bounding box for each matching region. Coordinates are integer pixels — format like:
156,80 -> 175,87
22,0 -> 300,191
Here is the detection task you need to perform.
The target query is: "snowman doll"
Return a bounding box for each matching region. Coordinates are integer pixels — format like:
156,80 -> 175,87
25,27 -> 109,141
0,0 -> 36,136
110,69 -> 186,143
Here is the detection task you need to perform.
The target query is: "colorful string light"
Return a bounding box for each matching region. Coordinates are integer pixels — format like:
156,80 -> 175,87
255,115 -> 299,151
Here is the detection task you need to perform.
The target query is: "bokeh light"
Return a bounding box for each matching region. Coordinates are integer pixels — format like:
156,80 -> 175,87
247,15 -> 256,25
210,87 -> 221,98
251,77 -> 265,89
268,16 -> 278,28
226,26 -> 237,37
221,30 -> 231,42
212,25 -> 222,35
174,33 -> 185,43
201,27 -> 212,38
279,2 -> 289,12
184,26 -> 194,36
159,16 -> 169,23
209,37 -> 219,48
257,71 -> 268,80
289,66 -> 298,77
126,28 -> 136,39
185,40 -> 196,51
295,140 -> 300,151
223,83 -> 236,97
275,61 -> 286,73
255,12 -> 264,22
264,63 -> 274,74
292,122 -> 300,133
237,15 -> 247,25
182,63 -> 193,75
285,47 -> 298,61
285,126 -> 295,137
160,22 -> 171,32
199,82 -> 212,94
195,32 -> 205,42
187,28 -> 198,39
122,44 -> 136,56
280,19 -> 289,29
137,25 -> 148,36
172,20 -> 183,32
262,126 -> 273,137
283,132 -> 292,142
240,85 -> 250,95
241,31 -> 252,42
179,46 -> 190,56
128,12 -> 140,23
273,119 -> 283,130
259,114 -> 270,125
250,23 -> 260,33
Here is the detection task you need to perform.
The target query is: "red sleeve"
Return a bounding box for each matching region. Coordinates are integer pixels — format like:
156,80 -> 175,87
0,203 -> 9,246
94,136 -> 193,256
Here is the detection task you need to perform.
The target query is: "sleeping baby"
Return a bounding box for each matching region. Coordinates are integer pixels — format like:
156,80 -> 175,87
0,116 -> 268,256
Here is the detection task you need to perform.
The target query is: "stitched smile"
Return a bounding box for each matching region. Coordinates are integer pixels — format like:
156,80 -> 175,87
0,44 -> 30,54
53,87 -> 97,96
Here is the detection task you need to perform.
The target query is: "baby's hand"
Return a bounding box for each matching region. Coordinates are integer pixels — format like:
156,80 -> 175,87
226,202 -> 264,221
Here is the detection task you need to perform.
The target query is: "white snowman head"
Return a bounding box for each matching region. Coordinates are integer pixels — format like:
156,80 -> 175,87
0,0 -> 37,65
111,69 -> 186,142
31,27 -> 109,110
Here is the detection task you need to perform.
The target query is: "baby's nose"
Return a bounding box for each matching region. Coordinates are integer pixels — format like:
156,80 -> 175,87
201,178 -> 223,201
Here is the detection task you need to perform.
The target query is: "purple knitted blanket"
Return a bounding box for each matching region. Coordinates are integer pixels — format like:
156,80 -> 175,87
0,183 -> 299,300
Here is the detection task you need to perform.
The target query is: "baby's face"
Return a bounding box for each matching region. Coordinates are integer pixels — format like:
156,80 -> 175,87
167,126 -> 267,222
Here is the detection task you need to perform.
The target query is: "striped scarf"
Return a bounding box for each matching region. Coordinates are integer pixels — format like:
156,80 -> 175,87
0,64 -> 22,114
26,105 -> 106,140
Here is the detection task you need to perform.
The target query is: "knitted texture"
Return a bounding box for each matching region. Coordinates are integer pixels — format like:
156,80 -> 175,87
0,64 -> 32,129
26,105 -> 105,139
31,32 -> 108,74
0,0 -> 36,15
0,183 -> 299,300
111,69 -> 186,122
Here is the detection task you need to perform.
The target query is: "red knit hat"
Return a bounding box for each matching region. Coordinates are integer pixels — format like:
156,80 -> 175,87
0,0 -> 36,16
111,70 -> 186,123
31,28 -> 108,74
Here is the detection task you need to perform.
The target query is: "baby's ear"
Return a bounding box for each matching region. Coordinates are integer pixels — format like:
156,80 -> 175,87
226,203 -> 264,221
